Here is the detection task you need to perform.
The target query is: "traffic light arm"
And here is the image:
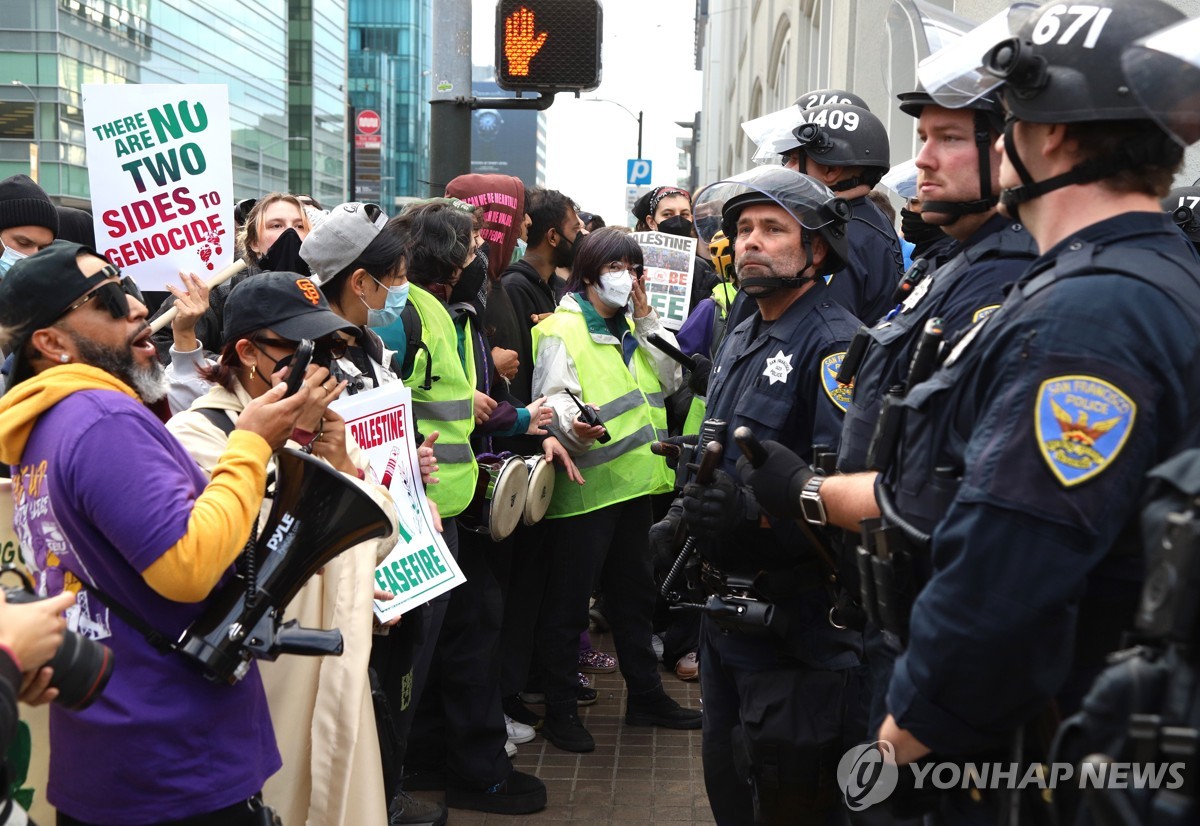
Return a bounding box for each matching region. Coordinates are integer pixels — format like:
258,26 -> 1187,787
466,94 -> 556,111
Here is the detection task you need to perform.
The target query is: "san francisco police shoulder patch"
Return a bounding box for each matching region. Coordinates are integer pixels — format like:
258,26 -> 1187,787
822,352 -> 852,412
972,304 -> 1002,323
1035,375 -> 1136,487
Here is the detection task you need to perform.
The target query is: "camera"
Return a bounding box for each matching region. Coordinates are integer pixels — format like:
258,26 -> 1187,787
1,568 -> 113,711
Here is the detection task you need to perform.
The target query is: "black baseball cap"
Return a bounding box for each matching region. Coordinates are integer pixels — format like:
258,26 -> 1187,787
222,271 -> 357,346
0,240 -> 114,389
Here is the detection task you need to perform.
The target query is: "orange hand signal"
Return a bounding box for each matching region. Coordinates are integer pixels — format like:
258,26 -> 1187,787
504,6 -> 549,77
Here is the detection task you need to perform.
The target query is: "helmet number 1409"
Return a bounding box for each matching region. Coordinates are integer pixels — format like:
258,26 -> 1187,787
1031,5 -> 1114,49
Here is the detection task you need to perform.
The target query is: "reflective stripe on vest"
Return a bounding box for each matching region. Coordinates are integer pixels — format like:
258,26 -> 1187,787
405,285 -> 478,517
533,310 -> 672,517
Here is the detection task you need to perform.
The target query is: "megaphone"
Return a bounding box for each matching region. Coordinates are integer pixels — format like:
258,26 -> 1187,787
179,448 -> 394,683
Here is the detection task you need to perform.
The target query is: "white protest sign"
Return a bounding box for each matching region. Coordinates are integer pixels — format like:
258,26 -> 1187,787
331,383 -> 465,622
633,231 -> 696,331
83,84 -> 234,292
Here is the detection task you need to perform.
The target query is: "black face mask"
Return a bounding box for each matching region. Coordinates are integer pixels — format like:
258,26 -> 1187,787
657,215 -> 695,238
450,252 -> 488,308
553,230 -> 577,268
258,227 -> 310,276
899,208 -> 946,249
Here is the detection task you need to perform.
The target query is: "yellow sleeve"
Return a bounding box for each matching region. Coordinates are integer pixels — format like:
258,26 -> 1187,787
143,430 -> 272,602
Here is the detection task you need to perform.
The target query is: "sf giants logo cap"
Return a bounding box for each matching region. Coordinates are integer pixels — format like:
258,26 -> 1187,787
296,277 -> 321,306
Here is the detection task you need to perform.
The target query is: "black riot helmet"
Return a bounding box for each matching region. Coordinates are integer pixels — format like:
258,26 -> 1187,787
788,103 -> 891,191
694,166 -> 851,289
794,88 -> 871,111
979,0 -> 1185,217
1163,183 -> 1200,249
897,80 -> 1005,222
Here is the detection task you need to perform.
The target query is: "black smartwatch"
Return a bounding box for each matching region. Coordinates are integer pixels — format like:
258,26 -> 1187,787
799,475 -> 828,526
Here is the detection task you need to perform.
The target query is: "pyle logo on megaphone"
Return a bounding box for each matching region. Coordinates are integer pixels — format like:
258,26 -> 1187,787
267,513 -> 297,554
837,740 -> 899,811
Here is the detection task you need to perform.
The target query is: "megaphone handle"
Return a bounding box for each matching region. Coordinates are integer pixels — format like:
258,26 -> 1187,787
733,426 -> 767,468
275,623 -> 344,657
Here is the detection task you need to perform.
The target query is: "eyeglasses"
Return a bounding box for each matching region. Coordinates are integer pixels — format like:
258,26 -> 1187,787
604,261 -> 644,277
59,267 -> 138,321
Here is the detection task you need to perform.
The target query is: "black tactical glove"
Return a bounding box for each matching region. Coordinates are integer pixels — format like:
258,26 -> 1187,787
681,469 -> 759,536
735,440 -> 814,520
648,499 -> 684,570
687,355 -> 713,397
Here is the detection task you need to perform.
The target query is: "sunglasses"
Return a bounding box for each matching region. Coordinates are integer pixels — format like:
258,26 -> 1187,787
59,267 -> 140,321
254,335 -> 348,363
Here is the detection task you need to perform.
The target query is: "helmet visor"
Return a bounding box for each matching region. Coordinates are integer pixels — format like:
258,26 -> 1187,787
880,159 -> 919,200
742,106 -> 809,163
917,3 -> 1038,109
1123,17 -> 1200,146
693,166 -> 839,244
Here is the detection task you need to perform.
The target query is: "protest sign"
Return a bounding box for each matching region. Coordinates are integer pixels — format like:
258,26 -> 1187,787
331,383 -> 465,622
633,231 -> 696,330
83,84 -> 234,292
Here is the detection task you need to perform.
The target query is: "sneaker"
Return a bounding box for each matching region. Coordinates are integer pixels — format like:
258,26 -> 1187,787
446,768 -> 547,815
505,739 -> 518,758
625,690 -> 703,730
543,708 -> 595,752
675,651 -> 699,681
506,714 -> 536,745
578,647 -> 618,673
503,695 -> 543,729
388,789 -> 448,826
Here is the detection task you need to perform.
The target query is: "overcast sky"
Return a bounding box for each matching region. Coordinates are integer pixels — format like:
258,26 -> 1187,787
471,0 -> 705,225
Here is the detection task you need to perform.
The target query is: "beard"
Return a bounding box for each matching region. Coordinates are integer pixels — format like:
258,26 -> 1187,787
69,330 -> 168,403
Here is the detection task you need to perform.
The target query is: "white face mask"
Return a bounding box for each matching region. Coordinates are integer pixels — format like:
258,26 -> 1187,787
595,270 -> 635,309
0,244 -> 28,278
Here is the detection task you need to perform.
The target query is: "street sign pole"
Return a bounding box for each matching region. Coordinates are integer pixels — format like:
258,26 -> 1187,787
430,0 -> 472,196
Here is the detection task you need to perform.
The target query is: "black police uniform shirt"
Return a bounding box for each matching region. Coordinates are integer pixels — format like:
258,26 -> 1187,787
882,212 -> 1200,756
704,281 -> 863,670
838,213 -> 1038,473
825,195 -> 905,327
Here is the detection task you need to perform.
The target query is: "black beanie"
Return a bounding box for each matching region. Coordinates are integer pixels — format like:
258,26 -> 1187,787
0,174 -> 59,236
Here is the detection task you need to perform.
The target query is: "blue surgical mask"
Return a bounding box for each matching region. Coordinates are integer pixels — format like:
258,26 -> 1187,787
363,275 -> 410,328
0,245 -> 27,279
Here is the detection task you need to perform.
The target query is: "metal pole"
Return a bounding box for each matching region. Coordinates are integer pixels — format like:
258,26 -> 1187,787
257,136 -> 308,196
429,0 -> 472,196
583,98 -> 642,159
10,80 -> 38,181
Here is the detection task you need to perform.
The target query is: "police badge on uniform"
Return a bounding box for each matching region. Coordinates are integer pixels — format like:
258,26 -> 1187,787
821,353 -> 852,412
1035,375 -> 1136,486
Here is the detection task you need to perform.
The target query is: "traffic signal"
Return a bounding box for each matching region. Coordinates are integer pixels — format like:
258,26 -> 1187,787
495,0 -> 603,92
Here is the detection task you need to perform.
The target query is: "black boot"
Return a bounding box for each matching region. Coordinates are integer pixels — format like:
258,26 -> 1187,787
625,688 -> 703,729
542,700 -> 595,752
445,769 -> 547,815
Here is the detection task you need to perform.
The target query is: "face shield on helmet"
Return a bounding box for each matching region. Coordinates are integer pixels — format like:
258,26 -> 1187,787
1123,16 -> 1200,147
916,4 -> 1038,110
880,160 -> 918,201
693,166 -> 852,281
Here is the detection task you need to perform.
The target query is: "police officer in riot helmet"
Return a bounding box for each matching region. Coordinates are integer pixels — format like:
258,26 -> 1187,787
836,83 -> 1038,476
739,0 -> 1200,821
681,165 -> 866,825
776,101 -> 905,326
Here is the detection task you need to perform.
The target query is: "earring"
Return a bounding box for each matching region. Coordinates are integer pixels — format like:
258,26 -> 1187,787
249,364 -> 257,382
59,354 -> 70,363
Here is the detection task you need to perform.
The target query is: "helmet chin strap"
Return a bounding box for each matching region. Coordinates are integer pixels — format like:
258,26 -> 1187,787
998,118 -> 1136,222
921,111 -> 999,221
